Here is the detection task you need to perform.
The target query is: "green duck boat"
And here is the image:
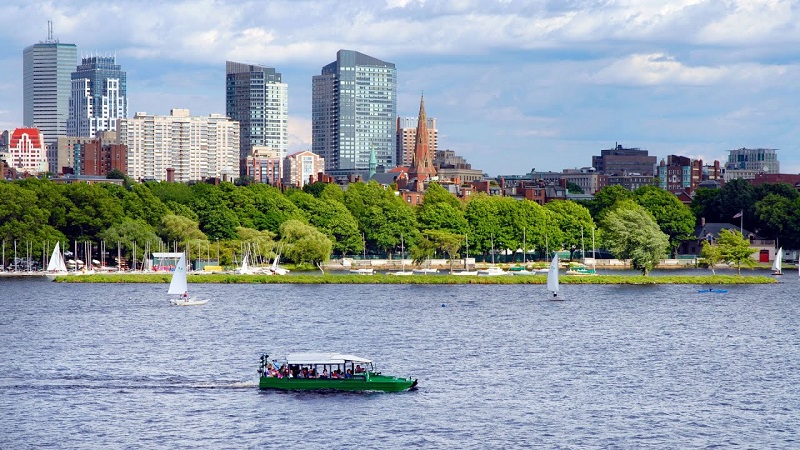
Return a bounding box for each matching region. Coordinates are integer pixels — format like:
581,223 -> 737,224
258,353 -> 417,392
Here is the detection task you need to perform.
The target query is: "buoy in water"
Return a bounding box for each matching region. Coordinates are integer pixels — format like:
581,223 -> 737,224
441,303 -> 446,307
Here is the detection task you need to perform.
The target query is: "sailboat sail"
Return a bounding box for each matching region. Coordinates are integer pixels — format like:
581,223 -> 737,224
772,247 -> 783,274
547,254 -> 559,295
47,242 -> 68,272
168,255 -> 189,295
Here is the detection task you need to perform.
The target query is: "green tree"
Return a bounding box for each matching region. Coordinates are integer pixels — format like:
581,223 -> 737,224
716,228 -> 757,275
61,183 -> 125,240
699,240 -> 722,275
418,229 -> 464,272
601,201 -> 669,275
286,190 -> 361,256
545,200 -> 595,261
278,219 -> 333,271
161,214 -> 207,244
566,181 -> 584,194
99,218 -> 162,262
417,202 -> 468,234
345,181 -> 418,255
633,185 -> 696,257
754,193 -> 795,246
588,185 -> 633,218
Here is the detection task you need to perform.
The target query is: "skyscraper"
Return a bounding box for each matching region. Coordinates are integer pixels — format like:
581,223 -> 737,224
225,61 -> 288,169
23,23 -> 77,173
312,50 -> 397,179
68,55 -> 127,137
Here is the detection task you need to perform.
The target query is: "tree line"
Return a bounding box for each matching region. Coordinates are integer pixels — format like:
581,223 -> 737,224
0,176 -> 797,273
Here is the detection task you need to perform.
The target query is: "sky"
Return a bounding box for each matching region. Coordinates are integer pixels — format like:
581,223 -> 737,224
2,0 -> 800,176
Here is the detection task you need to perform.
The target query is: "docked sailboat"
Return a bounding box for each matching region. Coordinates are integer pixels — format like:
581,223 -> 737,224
236,253 -> 254,275
772,247 -> 783,275
269,253 -> 290,275
169,254 -> 208,306
477,234 -> 507,276
547,253 -> 564,301
389,235 -> 414,276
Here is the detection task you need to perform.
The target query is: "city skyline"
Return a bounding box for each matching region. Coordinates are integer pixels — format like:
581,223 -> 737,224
2,1 -> 799,176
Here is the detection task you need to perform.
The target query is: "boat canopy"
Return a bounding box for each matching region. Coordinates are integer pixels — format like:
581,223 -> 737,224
285,353 -> 373,365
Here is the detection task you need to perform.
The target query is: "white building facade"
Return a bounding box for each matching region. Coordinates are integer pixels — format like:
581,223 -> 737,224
118,109 -> 240,182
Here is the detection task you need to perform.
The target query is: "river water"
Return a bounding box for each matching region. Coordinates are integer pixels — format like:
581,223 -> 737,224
1,275 -> 799,448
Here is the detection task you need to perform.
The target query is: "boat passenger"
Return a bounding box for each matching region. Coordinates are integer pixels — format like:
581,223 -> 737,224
355,365 -> 365,373
321,368 -> 329,378
345,369 -> 352,379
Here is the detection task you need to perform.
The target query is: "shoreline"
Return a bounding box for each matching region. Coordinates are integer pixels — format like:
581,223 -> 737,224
49,273 -> 777,285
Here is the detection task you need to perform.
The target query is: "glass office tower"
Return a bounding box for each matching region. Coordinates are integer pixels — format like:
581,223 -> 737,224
312,50 -> 397,179
68,56 -> 127,137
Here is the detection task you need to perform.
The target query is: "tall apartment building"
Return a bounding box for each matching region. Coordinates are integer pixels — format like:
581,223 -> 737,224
723,148 -> 779,181
396,116 -> 437,167
68,56 -> 127,138
23,24 -> 78,173
592,143 -> 657,176
57,131 -> 118,175
312,50 -> 396,180
118,109 -> 240,182
225,61 -> 288,168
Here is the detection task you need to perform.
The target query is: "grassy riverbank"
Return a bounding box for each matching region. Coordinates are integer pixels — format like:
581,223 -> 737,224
55,273 -> 776,285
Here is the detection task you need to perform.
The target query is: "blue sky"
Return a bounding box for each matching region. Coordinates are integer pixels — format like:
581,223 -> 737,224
1,0 -> 799,176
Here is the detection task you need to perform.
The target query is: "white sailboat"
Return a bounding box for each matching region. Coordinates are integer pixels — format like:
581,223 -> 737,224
772,247 -> 783,275
269,253 -> 290,275
236,252 -> 253,275
350,236 -> 374,275
547,253 -> 563,300
169,254 -> 208,306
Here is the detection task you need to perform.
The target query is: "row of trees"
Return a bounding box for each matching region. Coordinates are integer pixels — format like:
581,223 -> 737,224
1,175 -> 796,274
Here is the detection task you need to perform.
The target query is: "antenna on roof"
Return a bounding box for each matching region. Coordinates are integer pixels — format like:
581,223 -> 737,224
44,20 -> 58,44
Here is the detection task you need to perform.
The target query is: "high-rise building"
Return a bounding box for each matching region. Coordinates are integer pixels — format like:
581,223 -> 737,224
396,116 -> 437,168
118,109 -> 240,183
23,23 -> 78,173
312,50 -> 397,180
68,56 -> 127,138
225,61 -> 288,168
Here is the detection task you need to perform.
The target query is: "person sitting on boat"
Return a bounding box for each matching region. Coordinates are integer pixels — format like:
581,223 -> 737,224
182,291 -> 188,299
310,367 -> 318,378
321,368 -> 329,378
345,369 -> 352,379
355,365 -> 365,373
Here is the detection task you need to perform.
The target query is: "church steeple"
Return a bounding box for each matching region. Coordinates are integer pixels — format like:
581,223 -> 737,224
408,93 -> 436,188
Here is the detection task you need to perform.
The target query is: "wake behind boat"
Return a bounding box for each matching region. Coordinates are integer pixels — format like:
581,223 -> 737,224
258,353 -> 417,392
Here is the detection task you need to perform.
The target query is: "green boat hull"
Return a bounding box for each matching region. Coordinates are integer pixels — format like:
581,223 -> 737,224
259,374 -> 417,392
